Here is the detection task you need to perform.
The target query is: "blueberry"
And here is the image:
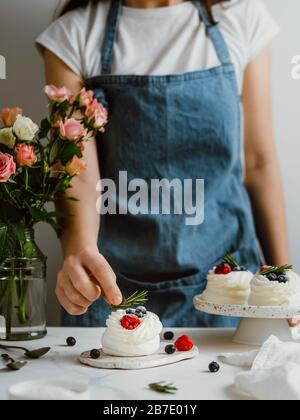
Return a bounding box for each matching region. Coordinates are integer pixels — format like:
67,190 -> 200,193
240,266 -> 247,272
233,266 -> 241,272
66,337 -> 76,347
163,331 -> 175,340
90,349 -> 101,360
209,362 -> 220,373
136,306 -> 147,314
267,273 -> 278,282
278,275 -> 287,284
126,308 -> 135,315
165,345 -> 176,355
135,310 -> 145,318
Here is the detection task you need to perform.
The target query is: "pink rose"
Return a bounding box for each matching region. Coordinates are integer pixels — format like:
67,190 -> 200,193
60,119 -> 85,141
86,100 -> 108,129
79,89 -> 94,107
65,156 -> 87,177
44,85 -> 72,103
1,107 -> 22,127
0,152 -> 16,182
15,144 -> 37,167
50,161 -> 65,178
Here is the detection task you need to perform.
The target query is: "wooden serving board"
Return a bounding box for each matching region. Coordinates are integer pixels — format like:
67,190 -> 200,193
79,343 -> 199,370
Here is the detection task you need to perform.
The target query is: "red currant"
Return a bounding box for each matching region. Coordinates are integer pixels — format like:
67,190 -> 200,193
215,263 -> 232,275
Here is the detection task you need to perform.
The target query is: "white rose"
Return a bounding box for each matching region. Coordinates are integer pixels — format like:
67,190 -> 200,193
0,128 -> 16,149
13,115 -> 39,141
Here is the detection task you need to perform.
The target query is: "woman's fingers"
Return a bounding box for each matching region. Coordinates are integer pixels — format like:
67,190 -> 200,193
66,259 -> 101,302
56,272 -> 87,316
80,249 -> 123,306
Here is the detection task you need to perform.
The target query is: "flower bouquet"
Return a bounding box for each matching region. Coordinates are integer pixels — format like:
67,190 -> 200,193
0,86 -> 108,340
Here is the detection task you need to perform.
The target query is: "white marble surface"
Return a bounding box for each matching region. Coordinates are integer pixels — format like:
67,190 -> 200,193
0,328 -> 254,400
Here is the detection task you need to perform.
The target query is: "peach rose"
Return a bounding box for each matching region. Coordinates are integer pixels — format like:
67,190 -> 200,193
65,156 -> 87,177
60,119 -> 85,141
0,152 -> 16,182
79,89 -> 94,107
86,100 -> 108,130
44,85 -> 72,103
15,144 -> 37,167
1,107 -> 22,127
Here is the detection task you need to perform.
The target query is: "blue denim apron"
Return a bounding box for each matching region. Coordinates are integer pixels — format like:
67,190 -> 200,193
62,0 -> 261,328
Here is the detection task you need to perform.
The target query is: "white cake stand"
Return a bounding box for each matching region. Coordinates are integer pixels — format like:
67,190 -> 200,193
193,294 -> 300,346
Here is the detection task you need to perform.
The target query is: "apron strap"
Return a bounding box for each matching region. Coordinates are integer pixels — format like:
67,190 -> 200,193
101,0 -> 232,74
193,0 -> 232,66
101,0 -> 121,75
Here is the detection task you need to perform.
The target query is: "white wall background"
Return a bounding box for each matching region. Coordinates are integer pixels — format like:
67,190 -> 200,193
0,0 -> 299,325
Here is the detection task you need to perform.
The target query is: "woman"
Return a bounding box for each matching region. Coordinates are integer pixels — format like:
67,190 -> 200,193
36,0 -> 291,328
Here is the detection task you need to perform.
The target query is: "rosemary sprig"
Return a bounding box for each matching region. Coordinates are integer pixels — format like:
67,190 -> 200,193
148,382 -> 178,395
223,252 -> 239,269
260,264 -> 293,276
111,290 -> 148,311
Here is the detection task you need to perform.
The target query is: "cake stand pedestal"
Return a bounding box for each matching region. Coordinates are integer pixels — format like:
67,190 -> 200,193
193,295 -> 300,346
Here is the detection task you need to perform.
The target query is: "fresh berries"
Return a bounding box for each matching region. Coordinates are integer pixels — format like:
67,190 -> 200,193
90,349 -> 101,360
233,266 -> 241,272
125,306 -> 147,318
267,273 -> 278,282
136,306 -> 147,314
209,362 -> 220,373
120,314 -> 141,330
277,274 -> 288,284
66,337 -> 76,347
165,344 -> 176,355
175,335 -> 194,352
126,308 -> 136,315
215,263 -> 232,275
163,331 -> 175,340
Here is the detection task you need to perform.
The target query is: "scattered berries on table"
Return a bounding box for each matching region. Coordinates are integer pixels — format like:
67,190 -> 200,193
175,335 -> 194,352
215,263 -> 232,275
209,362 -> 220,373
90,349 -> 101,360
66,337 -> 76,347
165,344 -> 176,355
120,315 -> 141,330
163,331 -> 175,340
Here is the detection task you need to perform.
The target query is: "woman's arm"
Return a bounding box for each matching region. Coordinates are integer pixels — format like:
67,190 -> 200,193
242,45 -> 291,266
44,50 -> 122,315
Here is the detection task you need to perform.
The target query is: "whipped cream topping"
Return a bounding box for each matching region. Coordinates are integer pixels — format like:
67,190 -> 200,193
102,309 -> 163,357
202,269 -> 253,305
249,270 -> 300,307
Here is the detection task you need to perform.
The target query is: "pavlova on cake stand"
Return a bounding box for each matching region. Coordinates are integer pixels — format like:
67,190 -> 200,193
194,258 -> 300,346
193,296 -> 300,346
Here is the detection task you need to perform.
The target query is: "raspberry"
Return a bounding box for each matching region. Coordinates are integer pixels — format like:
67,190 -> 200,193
175,335 -> 194,352
120,315 -> 141,330
215,263 -> 232,275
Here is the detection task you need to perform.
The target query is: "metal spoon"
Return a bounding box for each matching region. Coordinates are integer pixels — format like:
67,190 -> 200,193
0,344 -> 50,359
1,354 -> 27,371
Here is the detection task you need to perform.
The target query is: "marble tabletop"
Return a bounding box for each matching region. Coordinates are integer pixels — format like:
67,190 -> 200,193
0,328 -> 254,400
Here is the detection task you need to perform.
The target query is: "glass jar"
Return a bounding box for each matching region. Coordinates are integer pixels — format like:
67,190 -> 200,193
0,228 -> 47,341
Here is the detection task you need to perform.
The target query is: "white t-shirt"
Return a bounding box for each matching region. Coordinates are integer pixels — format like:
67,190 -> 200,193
36,0 -> 279,94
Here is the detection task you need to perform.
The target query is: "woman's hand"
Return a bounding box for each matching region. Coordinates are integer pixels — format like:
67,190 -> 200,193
56,246 -> 123,315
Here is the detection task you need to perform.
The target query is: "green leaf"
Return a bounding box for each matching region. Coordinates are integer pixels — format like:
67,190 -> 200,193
60,142 -> 82,165
0,226 -> 17,265
49,140 -> 59,164
28,207 -> 47,222
57,100 -> 70,117
39,118 -> 51,138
